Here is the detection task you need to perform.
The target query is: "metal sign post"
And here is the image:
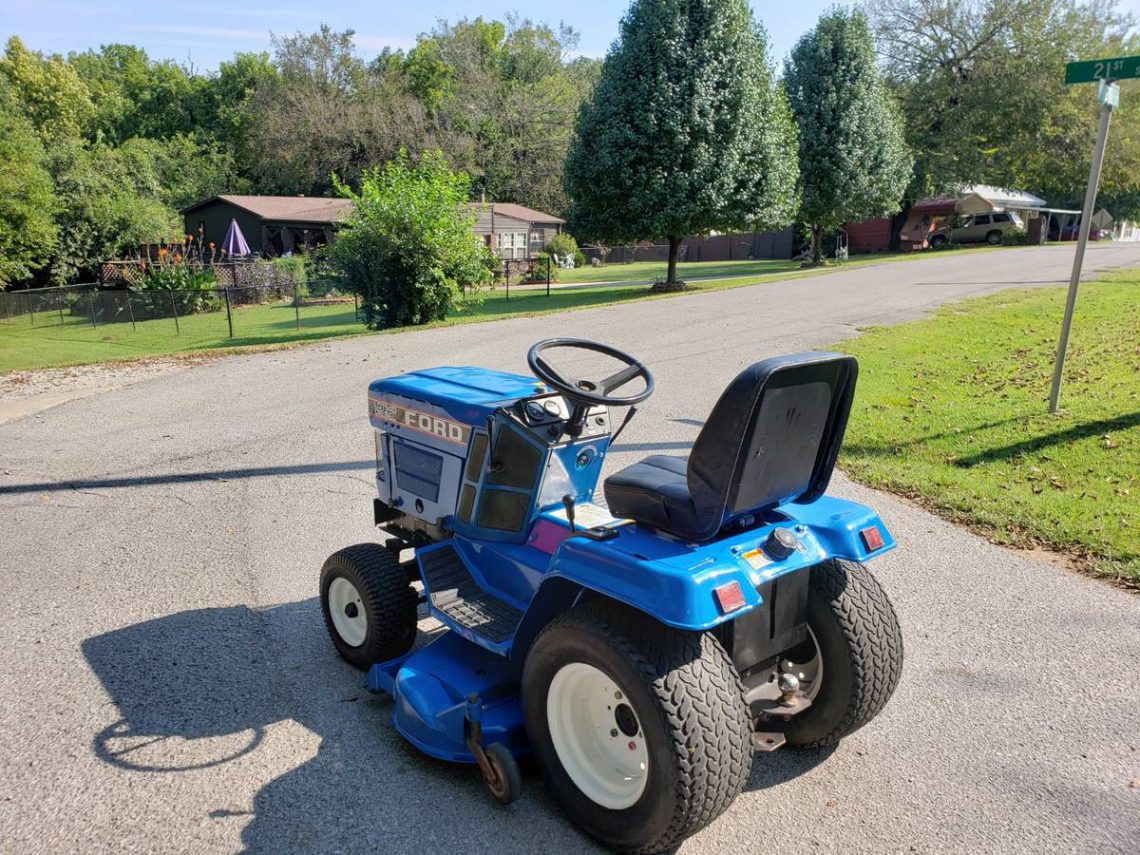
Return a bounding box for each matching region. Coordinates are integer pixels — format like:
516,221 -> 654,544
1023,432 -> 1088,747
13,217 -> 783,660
1048,65 -> 1131,413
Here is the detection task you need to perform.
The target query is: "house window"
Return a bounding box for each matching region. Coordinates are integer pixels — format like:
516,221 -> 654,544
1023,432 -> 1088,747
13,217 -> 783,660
496,231 -> 529,259
529,229 -> 544,255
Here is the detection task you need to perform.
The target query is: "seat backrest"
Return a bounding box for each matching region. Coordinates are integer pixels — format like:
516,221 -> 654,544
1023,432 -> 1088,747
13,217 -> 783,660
687,352 -> 858,536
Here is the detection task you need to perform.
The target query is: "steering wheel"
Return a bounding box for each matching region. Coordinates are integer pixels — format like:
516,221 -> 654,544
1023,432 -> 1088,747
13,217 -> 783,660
527,338 -> 655,407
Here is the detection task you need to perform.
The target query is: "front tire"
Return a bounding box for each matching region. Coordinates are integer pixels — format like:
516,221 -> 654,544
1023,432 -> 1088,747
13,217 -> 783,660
779,559 -> 904,749
320,543 -> 417,669
523,603 -> 752,854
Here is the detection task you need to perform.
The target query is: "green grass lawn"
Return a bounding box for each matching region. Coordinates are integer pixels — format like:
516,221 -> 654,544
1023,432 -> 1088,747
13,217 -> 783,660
553,258 -> 800,284
549,244 -> 1007,285
838,268 -> 1140,585
0,300 -> 365,372
0,245 -> 1014,373
0,256 -> 891,372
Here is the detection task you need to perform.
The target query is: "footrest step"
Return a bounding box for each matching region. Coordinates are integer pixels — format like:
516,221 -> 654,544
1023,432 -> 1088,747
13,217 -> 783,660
419,544 -> 522,644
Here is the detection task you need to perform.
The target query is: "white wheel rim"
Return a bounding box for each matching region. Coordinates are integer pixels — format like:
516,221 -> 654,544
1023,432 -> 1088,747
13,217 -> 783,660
328,577 -> 367,647
546,663 -> 648,809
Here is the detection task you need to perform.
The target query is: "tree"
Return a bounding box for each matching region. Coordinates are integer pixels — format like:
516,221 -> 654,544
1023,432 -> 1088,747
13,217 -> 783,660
330,150 -> 494,328
869,0 -> 1140,220
0,86 -> 58,286
564,0 -> 798,287
45,140 -> 179,283
242,27 -> 432,196
400,16 -> 597,215
785,9 -> 912,262
0,36 -> 94,144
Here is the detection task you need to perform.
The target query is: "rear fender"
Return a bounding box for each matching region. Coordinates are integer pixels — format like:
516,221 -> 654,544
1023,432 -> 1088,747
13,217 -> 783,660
515,496 -> 894,642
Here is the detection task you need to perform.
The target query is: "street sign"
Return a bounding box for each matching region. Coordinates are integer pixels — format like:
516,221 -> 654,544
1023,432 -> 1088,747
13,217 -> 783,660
1049,68 -> 1122,413
1100,80 -> 1120,107
1065,55 -> 1140,84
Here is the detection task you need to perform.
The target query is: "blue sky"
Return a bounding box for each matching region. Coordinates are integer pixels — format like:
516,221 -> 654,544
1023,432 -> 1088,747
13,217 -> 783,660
0,1 -> 907,68
4,0 -> 1139,70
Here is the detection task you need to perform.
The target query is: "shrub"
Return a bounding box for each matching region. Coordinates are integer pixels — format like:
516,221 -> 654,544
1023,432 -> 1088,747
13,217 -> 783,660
528,252 -> 559,282
136,250 -> 220,313
271,254 -> 308,294
330,150 -> 495,328
548,233 -> 586,268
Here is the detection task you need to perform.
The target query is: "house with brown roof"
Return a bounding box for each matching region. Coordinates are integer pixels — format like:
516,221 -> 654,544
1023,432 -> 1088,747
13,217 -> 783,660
466,202 -> 565,259
181,195 -> 354,255
181,195 -> 564,258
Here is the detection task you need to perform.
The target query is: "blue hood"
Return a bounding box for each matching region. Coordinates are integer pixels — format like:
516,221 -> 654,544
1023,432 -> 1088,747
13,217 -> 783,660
369,366 -> 542,424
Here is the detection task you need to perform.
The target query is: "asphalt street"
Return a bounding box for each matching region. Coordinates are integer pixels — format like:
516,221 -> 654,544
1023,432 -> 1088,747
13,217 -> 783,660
1,243 -> 1138,854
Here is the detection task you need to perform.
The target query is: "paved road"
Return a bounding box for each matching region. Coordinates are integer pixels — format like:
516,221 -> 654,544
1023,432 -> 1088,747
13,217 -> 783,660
2,244 -> 1139,854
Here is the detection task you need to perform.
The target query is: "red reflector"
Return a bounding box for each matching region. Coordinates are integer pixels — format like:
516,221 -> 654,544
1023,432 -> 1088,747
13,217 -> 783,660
860,526 -> 886,551
713,581 -> 746,614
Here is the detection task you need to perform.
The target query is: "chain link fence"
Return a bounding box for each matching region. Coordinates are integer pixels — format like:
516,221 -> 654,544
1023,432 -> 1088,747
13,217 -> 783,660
0,280 -> 360,341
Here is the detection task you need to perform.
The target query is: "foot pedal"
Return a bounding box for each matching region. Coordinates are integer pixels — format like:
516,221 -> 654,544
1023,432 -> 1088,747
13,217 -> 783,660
419,544 -> 522,644
752,731 -> 787,752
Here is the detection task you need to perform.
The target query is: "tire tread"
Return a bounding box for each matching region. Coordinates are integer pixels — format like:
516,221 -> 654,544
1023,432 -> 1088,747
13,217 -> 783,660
538,603 -> 752,853
799,559 -> 903,748
320,543 -> 417,667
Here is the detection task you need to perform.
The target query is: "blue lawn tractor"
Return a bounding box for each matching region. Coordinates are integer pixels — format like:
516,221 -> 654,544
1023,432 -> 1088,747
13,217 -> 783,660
320,339 -> 903,853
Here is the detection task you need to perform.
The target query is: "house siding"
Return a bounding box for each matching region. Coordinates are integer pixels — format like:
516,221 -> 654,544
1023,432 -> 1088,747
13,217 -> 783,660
580,228 -> 795,263
185,201 -> 263,254
844,218 -> 893,253
185,197 -> 564,258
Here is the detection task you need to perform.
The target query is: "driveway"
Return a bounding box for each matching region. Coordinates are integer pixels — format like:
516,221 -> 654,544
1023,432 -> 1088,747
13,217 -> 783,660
1,243 -> 1138,853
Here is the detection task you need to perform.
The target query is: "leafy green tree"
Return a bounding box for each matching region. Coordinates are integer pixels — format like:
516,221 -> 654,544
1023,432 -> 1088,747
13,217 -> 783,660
564,0 -> 798,286
785,9 -> 912,262
45,140 -> 178,283
69,44 -> 201,142
870,0 -> 1140,219
0,36 -> 94,143
400,17 -> 596,215
330,150 -> 494,328
0,87 -> 58,286
243,27 -> 431,195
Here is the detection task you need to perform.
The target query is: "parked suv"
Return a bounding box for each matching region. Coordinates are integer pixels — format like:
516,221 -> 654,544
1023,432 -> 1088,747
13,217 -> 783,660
929,211 -> 1023,246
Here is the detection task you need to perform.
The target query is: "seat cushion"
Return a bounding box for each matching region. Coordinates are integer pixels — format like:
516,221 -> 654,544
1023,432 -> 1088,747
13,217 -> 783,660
604,455 -> 715,542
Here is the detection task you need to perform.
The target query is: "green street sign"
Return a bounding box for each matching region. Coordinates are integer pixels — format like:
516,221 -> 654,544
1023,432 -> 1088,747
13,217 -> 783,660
1065,55 -> 1140,84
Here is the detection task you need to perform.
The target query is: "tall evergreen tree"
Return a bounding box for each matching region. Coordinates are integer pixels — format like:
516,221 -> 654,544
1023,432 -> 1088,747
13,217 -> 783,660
785,9 -> 912,262
564,0 -> 798,287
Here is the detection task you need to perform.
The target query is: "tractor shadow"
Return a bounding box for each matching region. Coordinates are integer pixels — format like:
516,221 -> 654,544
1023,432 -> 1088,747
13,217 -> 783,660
81,600 -> 598,854
81,599 -> 832,851
745,744 -> 836,792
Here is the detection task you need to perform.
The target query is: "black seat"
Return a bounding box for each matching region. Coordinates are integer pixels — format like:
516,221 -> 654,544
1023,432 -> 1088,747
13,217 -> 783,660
603,352 -> 858,542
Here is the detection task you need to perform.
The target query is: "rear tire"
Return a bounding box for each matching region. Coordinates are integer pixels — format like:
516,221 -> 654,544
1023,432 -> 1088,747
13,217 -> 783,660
320,543 -> 417,669
780,559 -> 903,749
523,602 -> 752,854
986,230 -> 1003,245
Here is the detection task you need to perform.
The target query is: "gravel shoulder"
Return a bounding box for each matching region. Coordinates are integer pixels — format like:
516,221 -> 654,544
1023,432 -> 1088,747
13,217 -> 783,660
0,355 -> 213,424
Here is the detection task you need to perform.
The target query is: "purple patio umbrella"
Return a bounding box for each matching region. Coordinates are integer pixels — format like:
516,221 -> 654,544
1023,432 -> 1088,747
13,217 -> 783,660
220,217 -> 251,256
